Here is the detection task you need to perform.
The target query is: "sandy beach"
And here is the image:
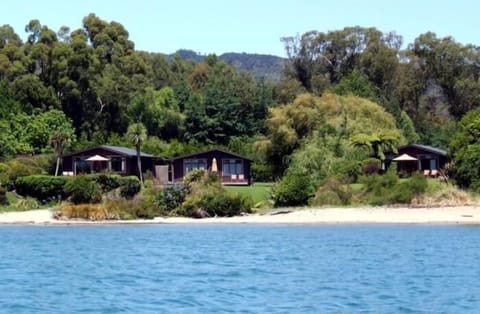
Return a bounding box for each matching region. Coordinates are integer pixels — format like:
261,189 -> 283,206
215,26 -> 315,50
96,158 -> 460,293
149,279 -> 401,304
1,206 -> 480,225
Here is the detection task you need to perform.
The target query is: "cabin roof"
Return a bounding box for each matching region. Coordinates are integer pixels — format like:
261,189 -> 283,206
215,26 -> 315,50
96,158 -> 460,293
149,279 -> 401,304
64,145 -> 153,158
169,148 -> 253,162
399,144 -> 447,157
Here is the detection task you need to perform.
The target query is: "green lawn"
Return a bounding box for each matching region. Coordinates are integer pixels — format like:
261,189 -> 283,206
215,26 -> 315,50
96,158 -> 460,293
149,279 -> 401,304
226,182 -> 274,207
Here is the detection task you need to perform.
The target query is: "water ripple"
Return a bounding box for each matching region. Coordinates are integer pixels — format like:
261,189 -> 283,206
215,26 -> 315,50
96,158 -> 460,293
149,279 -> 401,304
0,225 -> 480,313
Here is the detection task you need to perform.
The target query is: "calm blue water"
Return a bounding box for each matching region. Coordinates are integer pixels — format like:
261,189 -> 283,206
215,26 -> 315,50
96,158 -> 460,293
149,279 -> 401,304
1,225 -> 480,313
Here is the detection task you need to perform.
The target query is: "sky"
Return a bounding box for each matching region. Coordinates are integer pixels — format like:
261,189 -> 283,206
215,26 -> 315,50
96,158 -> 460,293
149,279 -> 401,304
0,0 -> 478,57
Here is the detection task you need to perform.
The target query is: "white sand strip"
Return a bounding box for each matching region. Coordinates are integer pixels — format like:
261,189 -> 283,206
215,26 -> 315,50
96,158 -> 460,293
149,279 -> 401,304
1,206 -> 480,225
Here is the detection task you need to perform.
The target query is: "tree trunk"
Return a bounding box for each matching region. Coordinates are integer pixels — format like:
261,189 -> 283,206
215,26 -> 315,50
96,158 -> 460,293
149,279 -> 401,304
136,146 -> 143,185
55,156 -> 61,176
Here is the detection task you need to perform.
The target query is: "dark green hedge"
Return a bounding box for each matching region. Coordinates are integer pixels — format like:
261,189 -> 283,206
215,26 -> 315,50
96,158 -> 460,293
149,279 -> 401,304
64,175 -> 102,204
273,171 -> 315,207
88,173 -> 123,192
15,175 -> 69,201
119,176 -> 141,199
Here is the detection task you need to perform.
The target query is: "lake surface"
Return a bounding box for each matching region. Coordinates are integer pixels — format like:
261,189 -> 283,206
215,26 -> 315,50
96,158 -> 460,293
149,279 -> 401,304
0,224 -> 480,313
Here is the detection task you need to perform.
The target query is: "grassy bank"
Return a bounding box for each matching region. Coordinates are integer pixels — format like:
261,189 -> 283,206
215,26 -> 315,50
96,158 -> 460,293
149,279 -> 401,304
225,182 -> 273,208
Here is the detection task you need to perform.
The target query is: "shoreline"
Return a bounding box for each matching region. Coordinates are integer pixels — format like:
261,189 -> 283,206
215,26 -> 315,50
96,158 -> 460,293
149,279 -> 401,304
1,206 -> 480,225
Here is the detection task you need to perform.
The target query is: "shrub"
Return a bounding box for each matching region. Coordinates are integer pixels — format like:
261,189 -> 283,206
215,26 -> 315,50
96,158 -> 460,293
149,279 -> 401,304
59,203 -> 107,220
7,155 -> 51,179
119,176 -> 141,199
16,197 -> 40,211
273,171 -> 315,207
173,169 -> 254,218
200,193 -> 253,217
360,171 -> 398,194
184,169 -> 220,189
183,169 -> 207,186
360,158 -> 382,176
154,185 -> 186,213
251,163 -> 274,182
0,186 -> 8,205
0,163 -> 9,188
6,160 -> 38,186
386,173 -> 428,204
179,192 -> 252,218
15,175 -> 69,201
88,174 -> 122,192
103,199 -> 135,220
312,179 -> 352,206
331,159 -> 361,183
360,172 -> 427,206
64,175 -> 102,204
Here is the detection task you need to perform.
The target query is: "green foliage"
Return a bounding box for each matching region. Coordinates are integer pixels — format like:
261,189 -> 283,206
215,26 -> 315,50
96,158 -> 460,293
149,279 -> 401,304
398,111 -> 420,144
190,193 -> 253,217
251,163 -> 274,182
273,170 -> 315,207
154,185 -> 186,213
0,163 -> 9,188
449,109 -> 480,191
15,197 -> 40,211
360,158 -> 382,176
312,178 -> 352,206
184,169 -> 222,191
88,173 -> 122,192
179,191 -> 252,218
15,175 -> 69,201
1,156 -> 52,189
0,186 -> 8,205
0,108 -> 75,157
333,69 -> 377,101
350,130 -> 401,161
119,176 -> 141,199
64,175 -> 102,204
1,17 -> 477,209
359,172 -> 427,205
173,169 -> 253,217
330,159 -> 361,183
26,109 -> 76,154
257,92 -> 403,180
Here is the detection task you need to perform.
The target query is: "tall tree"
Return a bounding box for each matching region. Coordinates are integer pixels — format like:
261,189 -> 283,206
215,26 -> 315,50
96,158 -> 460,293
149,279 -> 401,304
49,131 -> 71,176
449,109 -> 480,191
126,123 -> 147,185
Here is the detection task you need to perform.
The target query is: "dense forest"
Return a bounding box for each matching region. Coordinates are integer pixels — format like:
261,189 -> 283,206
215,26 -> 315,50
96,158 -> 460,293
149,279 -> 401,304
1,14 -> 480,192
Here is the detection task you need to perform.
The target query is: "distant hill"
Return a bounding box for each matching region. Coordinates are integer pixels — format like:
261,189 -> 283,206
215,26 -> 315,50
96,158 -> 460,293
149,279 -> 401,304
171,49 -> 286,81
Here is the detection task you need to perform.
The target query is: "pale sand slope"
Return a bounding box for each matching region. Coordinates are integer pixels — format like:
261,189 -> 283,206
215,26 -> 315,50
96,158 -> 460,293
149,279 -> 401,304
1,206 -> 480,224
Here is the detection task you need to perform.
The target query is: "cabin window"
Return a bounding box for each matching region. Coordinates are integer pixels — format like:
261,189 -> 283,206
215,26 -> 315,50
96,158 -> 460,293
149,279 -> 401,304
74,157 -> 91,174
110,157 -> 126,173
222,159 -> 243,175
184,159 -> 207,174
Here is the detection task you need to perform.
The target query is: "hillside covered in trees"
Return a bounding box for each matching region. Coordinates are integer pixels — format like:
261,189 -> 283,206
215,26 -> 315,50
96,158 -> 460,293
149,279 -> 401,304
170,50 -> 285,81
1,14 -> 480,193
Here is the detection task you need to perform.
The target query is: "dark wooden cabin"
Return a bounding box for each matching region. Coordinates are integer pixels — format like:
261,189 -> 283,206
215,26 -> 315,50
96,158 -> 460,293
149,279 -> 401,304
387,144 -> 448,172
62,145 -> 155,177
168,149 -> 252,185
